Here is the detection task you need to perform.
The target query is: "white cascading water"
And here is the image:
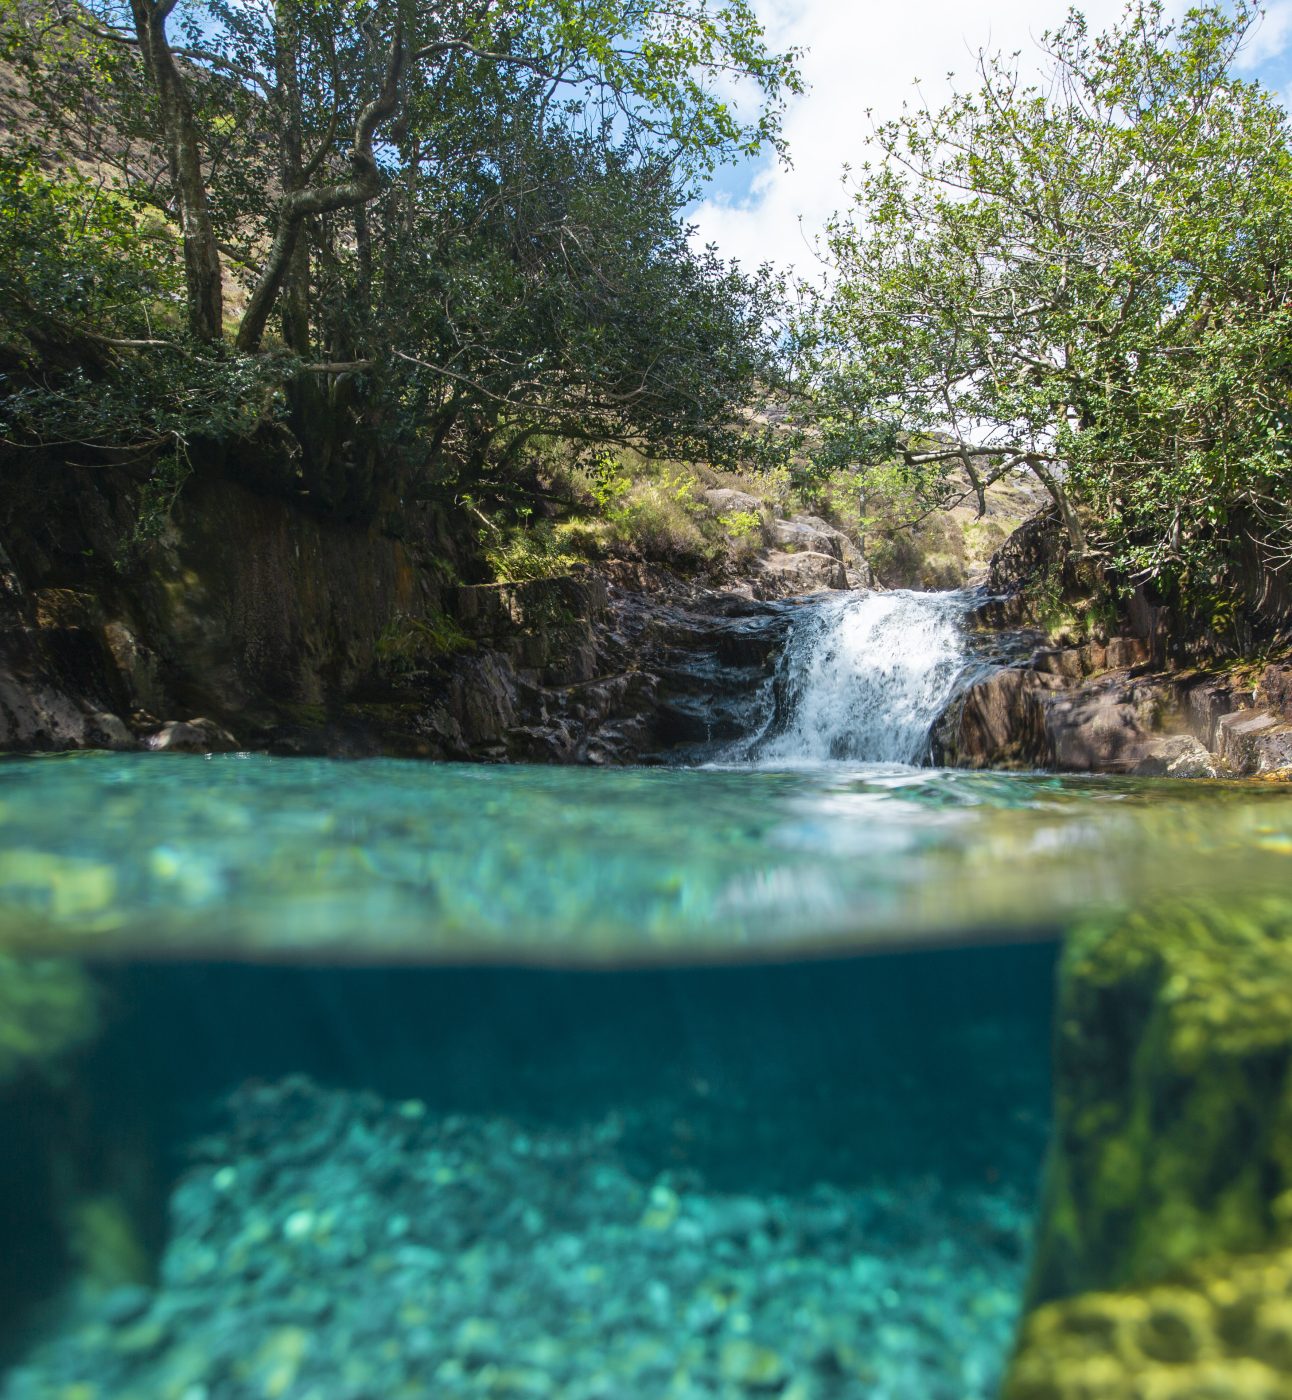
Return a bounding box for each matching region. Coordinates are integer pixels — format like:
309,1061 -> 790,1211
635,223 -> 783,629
740,590 -> 975,765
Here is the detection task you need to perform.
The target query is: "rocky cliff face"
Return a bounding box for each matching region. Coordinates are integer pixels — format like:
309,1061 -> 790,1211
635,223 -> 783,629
0,467 -> 868,763
0,468 -> 452,756
933,512 -> 1292,779
936,635 -> 1292,779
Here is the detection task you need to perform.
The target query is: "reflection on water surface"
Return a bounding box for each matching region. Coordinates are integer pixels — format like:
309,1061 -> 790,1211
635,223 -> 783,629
0,754 -> 1289,961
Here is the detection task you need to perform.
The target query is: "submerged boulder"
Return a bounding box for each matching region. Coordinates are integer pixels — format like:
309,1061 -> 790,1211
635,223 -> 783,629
0,955 -> 100,1088
1009,896 -> 1292,1394
1009,1246 -> 1292,1398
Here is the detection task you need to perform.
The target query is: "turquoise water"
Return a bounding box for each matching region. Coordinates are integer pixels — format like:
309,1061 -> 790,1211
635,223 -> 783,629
1,754 -> 1290,961
0,753 -> 1289,1398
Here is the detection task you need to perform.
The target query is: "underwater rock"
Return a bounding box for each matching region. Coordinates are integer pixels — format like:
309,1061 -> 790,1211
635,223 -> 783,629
1008,1245 -> 1292,1399
1007,897 -> 1292,1394
1026,897 -> 1292,1307
0,955 -> 100,1088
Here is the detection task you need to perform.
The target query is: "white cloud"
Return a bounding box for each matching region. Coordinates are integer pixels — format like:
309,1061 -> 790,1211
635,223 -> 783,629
692,0 -> 1182,277
1234,0 -> 1292,69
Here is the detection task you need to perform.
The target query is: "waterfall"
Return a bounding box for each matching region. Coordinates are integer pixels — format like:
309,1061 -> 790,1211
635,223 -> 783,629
733,590 -> 977,766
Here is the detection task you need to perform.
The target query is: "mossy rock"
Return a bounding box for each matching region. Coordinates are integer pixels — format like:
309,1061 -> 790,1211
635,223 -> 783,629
0,954 -> 100,1088
1008,1245 -> 1292,1399
1030,896 -> 1292,1307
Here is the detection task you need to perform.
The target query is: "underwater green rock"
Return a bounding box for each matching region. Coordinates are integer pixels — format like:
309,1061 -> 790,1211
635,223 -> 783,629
1012,896 -> 1292,1395
1029,896 -> 1292,1305
0,954 -> 99,1087
1008,1245 -> 1292,1399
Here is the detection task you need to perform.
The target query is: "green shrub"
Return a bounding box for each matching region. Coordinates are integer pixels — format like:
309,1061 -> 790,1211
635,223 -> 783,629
484,521 -> 580,583
376,612 -> 474,670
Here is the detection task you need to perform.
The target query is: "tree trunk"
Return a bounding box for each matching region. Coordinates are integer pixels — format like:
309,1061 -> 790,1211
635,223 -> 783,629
1027,455 -> 1087,557
275,5 -> 311,355
130,0 -> 223,342
236,24 -> 406,353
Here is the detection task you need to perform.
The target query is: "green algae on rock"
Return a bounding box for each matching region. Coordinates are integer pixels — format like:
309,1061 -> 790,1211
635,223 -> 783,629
1030,897 -> 1292,1306
1008,1246 -> 1292,1399
0,954 -> 99,1087
1012,896 -> 1292,1395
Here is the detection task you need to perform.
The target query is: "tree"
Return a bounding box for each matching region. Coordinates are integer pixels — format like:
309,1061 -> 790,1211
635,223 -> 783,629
0,0 -> 799,518
804,0 -> 1292,606
4,0 -> 799,351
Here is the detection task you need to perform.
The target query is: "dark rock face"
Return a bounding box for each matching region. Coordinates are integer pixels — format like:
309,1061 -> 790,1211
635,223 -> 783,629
2,454 -> 883,764
937,509 -> 1292,776
935,669 -> 1058,769
412,568 -> 794,764
934,654 -> 1292,776
0,479 -> 804,763
0,547 -> 141,752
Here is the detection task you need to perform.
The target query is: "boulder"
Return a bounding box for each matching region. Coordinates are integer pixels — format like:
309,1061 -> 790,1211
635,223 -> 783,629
702,488 -> 765,517
938,667 -> 1178,773
789,515 -> 873,583
146,718 -> 241,754
1260,662 -> 1292,720
934,668 -> 1058,768
768,518 -> 843,561
1045,680 -> 1164,772
752,551 -> 849,599
1216,709 -> 1292,776
0,670 -> 137,752
1132,734 -> 1218,779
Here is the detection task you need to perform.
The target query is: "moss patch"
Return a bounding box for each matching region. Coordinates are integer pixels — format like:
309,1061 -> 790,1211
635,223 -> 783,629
0,954 -> 100,1088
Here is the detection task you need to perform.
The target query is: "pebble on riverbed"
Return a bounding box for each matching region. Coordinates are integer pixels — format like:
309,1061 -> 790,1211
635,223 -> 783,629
2,1076 -> 1031,1400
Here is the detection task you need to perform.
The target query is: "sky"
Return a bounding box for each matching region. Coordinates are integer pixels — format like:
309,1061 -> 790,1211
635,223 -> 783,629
690,0 -> 1292,278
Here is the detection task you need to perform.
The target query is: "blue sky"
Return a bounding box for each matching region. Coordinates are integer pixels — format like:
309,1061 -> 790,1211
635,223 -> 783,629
690,0 -> 1292,275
